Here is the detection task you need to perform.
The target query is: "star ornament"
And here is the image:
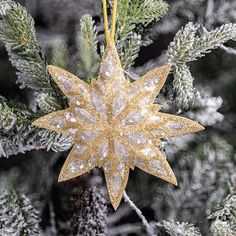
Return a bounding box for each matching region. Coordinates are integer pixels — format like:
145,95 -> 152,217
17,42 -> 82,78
33,41 -> 204,210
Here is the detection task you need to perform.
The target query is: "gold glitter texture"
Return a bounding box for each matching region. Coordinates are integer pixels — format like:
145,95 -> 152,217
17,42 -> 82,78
33,41 -> 204,210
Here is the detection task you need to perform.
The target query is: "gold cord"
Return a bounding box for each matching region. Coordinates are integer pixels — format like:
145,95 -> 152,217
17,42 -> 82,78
111,0 -> 118,42
102,0 -> 110,43
102,0 -> 118,44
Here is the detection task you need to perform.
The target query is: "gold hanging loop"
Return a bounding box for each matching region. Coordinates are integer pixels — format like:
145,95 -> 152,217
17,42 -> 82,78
102,0 -> 118,44
110,0 -> 118,42
102,0 -> 110,43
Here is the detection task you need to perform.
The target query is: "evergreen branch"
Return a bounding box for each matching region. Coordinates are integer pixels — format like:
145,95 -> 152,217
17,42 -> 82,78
72,187 -> 108,235
167,22 -> 199,64
185,89 -> 224,126
167,22 -> 236,111
0,0 -> 11,15
0,0 -> 64,112
208,194 -> 236,236
108,223 -> 144,235
0,1 -> 73,156
38,130 -> 72,152
171,64 -> 197,111
167,22 -> 236,64
219,44 -> 236,56
117,32 -> 142,70
0,0 -> 48,91
116,0 -> 168,69
118,0 -> 168,35
123,191 -> 155,236
34,92 -> 64,114
157,221 -> 202,236
0,96 -> 72,157
117,0 -> 131,33
128,0 -> 168,26
0,184 -> 40,236
0,96 -> 36,134
77,14 -> 101,82
51,38 -> 70,70
184,23 -> 236,62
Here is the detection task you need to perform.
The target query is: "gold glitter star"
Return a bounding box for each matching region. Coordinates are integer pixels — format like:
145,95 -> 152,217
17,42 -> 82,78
33,41 -> 204,210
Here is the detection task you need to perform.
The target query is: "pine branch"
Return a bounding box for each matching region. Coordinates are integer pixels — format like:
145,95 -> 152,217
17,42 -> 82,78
167,22 -> 236,64
0,96 -> 72,157
185,89 -> 224,127
184,23 -> 236,62
123,191 -> 155,236
118,0 -> 168,35
38,129 -> 72,152
0,0 -> 48,91
0,0 -> 12,15
157,221 -> 202,236
77,14 -> 101,82
171,64 -> 197,111
219,44 -> 236,56
116,0 -> 169,69
51,38 -> 70,70
0,96 -> 39,130
208,194 -> 236,236
108,223 -> 144,235
167,22 -> 199,64
128,0 -> 168,25
34,92 -> 65,114
153,136 -> 234,235
166,22 -> 236,111
0,184 -> 40,236
117,32 -> 142,70
0,95 -> 39,157
72,187 -> 108,236
0,0 -> 64,112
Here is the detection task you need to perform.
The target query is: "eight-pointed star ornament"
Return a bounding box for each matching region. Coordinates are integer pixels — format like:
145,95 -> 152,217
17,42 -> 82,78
33,41 -> 204,210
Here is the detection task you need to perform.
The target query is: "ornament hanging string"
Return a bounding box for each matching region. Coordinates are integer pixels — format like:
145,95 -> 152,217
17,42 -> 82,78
102,0 -> 118,44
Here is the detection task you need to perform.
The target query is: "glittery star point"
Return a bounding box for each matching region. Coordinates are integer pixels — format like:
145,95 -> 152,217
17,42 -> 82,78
33,41 -> 204,210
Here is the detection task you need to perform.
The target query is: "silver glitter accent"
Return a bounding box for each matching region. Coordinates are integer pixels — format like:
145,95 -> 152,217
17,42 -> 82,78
68,128 -> 78,135
112,91 -> 127,117
141,148 -> 156,157
75,108 -> 96,124
165,121 -> 188,131
79,131 -> 100,141
124,133 -> 150,145
149,160 -> 167,176
114,140 -> 129,159
97,79 -> 106,92
128,85 -> 140,98
66,113 -> 77,123
138,96 -> 151,106
79,86 -> 89,96
101,53 -> 116,80
144,76 -> 160,91
50,118 -> 64,128
104,160 -> 111,172
91,91 -> 107,117
151,129 -> 165,137
76,146 -> 87,154
58,75 -> 73,91
117,162 -> 125,176
71,97 -> 81,106
148,115 -> 161,123
110,174 -> 122,196
88,154 -> 96,166
122,110 -> 147,125
98,140 -> 109,160
68,159 -> 84,173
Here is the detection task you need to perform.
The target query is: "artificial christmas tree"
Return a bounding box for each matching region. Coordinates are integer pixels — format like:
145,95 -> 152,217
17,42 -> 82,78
0,0 -> 236,235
